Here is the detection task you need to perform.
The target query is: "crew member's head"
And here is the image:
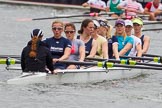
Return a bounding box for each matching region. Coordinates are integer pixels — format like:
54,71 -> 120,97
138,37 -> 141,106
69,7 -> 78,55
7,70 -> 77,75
52,20 -> 64,38
64,23 -> 76,41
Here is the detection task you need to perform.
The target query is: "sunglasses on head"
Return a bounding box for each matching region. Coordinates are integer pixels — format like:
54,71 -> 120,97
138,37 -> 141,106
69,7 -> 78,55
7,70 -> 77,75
64,30 -> 75,34
52,27 -> 63,31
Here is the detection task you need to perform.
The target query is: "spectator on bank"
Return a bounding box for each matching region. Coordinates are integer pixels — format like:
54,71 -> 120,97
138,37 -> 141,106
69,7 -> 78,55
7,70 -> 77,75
154,2 -> 162,20
117,0 -> 144,19
144,0 -> 162,21
82,0 -> 106,13
106,0 -> 124,18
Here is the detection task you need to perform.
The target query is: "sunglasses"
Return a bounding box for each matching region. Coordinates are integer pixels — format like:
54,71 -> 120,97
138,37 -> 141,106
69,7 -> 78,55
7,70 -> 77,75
52,27 -> 63,31
64,30 -> 75,34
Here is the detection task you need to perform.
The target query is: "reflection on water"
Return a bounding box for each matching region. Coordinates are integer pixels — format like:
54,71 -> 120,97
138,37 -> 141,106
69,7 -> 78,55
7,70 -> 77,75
0,3 -> 162,108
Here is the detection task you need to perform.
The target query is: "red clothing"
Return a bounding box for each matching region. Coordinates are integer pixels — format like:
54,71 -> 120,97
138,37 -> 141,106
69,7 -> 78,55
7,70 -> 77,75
145,2 -> 159,12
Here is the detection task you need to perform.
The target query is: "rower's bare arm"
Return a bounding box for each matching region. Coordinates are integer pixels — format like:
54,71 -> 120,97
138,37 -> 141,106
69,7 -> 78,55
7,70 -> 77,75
79,46 -> 85,61
112,43 -> 120,60
142,36 -> 150,54
119,43 -> 132,56
82,2 -> 89,7
87,39 -> 97,58
102,41 -> 108,59
59,47 -> 71,61
136,43 -> 143,57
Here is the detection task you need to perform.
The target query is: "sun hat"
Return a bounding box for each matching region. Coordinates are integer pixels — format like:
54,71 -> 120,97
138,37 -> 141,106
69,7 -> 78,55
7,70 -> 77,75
124,20 -> 133,26
132,17 -> 143,25
115,19 -> 125,26
31,29 -> 43,37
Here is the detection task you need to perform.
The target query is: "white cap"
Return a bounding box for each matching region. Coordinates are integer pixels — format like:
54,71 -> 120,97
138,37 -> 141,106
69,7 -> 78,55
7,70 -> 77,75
124,20 -> 133,27
92,19 -> 100,28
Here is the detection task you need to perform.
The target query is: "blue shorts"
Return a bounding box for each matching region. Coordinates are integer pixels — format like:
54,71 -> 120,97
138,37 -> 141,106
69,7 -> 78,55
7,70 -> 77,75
54,63 -> 67,69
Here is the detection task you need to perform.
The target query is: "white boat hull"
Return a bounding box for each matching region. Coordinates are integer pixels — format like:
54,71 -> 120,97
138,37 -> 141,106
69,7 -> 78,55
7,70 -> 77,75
7,67 -> 144,85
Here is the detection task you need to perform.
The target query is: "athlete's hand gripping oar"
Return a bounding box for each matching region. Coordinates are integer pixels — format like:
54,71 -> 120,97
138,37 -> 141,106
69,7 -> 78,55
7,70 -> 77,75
16,12 -> 114,21
85,57 -> 162,67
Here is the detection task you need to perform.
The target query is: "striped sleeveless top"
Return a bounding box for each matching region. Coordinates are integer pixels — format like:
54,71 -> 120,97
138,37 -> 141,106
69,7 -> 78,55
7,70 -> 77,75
126,0 -> 139,16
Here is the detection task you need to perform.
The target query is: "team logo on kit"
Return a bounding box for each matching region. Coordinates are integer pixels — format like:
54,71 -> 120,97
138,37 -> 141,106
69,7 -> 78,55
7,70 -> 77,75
56,41 -> 59,44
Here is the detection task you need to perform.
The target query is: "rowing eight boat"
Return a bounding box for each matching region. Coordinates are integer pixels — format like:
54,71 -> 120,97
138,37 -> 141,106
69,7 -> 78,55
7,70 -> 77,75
7,67 -> 144,85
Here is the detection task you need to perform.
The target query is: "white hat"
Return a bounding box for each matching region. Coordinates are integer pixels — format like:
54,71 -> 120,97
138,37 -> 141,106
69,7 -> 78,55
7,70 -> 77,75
92,19 -> 100,28
124,20 -> 133,27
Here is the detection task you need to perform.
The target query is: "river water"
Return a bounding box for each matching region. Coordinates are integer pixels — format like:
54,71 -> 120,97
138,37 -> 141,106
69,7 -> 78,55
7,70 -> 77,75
0,3 -> 162,108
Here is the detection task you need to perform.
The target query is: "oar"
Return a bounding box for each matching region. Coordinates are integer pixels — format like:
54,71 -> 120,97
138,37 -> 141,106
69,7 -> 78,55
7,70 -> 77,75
85,57 -> 162,67
142,53 -> 162,58
142,28 -> 162,31
0,58 -> 21,65
16,12 -> 114,21
143,21 -> 162,25
0,55 -> 20,59
120,56 -> 162,63
3,59 -> 162,70
58,60 -> 162,70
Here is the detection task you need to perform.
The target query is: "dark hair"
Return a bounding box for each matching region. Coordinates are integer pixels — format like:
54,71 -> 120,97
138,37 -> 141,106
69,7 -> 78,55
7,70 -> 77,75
64,23 -> 76,31
78,19 -> 93,34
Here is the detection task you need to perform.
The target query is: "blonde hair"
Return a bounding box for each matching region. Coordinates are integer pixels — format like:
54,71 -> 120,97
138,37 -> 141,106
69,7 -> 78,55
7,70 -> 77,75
114,25 -> 127,38
106,24 -> 113,39
52,20 -> 64,27
114,31 -> 127,38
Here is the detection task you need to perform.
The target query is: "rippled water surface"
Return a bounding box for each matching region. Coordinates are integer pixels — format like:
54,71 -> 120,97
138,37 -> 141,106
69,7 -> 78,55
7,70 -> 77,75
0,3 -> 162,108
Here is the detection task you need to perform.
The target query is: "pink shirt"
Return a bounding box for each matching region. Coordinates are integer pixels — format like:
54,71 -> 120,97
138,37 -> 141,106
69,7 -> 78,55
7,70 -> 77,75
118,0 -> 144,16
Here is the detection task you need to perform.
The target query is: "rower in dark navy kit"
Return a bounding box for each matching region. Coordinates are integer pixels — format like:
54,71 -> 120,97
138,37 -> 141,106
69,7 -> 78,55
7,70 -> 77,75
21,29 -> 54,73
77,19 -> 97,58
44,20 -> 71,70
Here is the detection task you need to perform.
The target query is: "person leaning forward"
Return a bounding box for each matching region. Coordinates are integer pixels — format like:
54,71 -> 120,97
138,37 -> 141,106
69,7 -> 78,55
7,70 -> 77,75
21,29 -> 54,73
